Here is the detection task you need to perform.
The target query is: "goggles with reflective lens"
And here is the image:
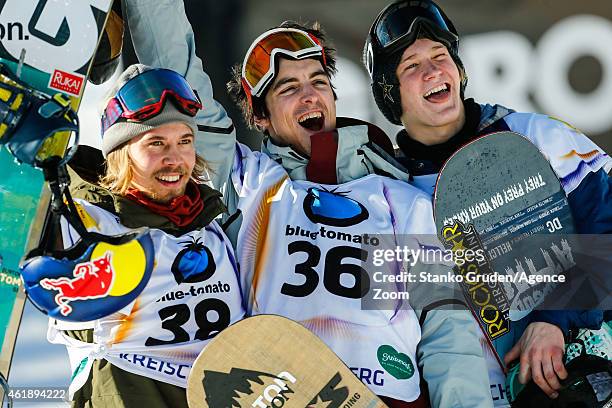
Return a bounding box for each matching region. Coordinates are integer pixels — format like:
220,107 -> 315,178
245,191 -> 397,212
0,64 -> 79,167
241,28 -> 326,100
101,68 -> 202,135
371,0 -> 458,55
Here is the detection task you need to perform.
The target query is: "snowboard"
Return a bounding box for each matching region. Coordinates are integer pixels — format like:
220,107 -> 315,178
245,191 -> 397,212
433,131 -> 577,367
0,0 -> 115,397
187,314 -> 388,408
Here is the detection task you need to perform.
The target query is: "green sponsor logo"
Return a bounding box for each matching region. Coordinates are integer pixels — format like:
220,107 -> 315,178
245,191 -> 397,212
377,345 -> 414,380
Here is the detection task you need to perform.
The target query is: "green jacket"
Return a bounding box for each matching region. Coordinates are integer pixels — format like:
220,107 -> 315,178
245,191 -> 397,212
69,168 -> 225,234
64,167 -> 225,408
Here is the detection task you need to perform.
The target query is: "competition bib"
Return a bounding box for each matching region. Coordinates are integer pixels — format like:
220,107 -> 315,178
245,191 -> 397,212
50,199 -> 245,390
231,146 -> 434,402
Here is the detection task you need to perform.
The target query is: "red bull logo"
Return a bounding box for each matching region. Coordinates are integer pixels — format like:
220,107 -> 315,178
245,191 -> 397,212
40,251 -> 115,316
22,231 -> 154,322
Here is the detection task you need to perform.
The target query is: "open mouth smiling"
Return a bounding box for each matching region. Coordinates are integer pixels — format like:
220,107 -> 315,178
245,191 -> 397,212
298,111 -> 325,131
156,173 -> 184,185
423,83 -> 450,102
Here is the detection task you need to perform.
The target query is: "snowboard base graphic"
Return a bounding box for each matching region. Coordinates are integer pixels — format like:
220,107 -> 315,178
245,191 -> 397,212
433,131 -> 576,365
187,315 -> 388,408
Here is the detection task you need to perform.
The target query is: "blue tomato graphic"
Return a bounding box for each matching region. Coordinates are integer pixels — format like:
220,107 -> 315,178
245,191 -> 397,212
171,236 -> 216,284
303,187 -> 369,227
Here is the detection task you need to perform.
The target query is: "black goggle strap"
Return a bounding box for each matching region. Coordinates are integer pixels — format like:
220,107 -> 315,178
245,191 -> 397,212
42,162 -> 91,247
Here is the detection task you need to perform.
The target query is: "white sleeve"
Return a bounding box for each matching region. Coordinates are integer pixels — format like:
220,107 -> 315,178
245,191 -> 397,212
505,112 -> 612,194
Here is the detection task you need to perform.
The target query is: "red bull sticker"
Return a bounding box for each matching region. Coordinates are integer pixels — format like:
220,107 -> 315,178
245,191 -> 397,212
40,251 -> 114,316
22,232 -> 154,322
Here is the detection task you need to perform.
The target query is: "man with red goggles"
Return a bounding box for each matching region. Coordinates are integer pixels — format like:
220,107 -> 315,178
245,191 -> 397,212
230,22 -> 341,159
119,1 -> 492,407
100,67 -> 202,150
48,61 -> 245,408
364,0 -> 610,406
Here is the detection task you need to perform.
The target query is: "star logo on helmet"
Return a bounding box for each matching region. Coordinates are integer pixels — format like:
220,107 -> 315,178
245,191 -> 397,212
378,75 -> 394,103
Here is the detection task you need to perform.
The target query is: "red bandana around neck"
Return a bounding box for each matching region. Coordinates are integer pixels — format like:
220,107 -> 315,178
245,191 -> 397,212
125,181 -> 204,227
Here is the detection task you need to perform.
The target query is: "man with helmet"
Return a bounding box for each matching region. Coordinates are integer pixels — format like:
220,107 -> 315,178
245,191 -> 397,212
121,0 -> 493,406
364,0 -> 610,405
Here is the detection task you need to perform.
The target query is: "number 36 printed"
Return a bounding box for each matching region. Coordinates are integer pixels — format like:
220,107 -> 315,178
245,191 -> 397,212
281,241 -> 370,299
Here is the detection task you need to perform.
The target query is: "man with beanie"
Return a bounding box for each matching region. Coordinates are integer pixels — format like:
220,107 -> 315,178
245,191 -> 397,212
121,0 -> 493,407
47,64 -> 245,407
364,0 -> 610,405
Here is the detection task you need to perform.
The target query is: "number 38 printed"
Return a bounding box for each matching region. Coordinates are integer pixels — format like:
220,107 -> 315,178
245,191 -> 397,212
145,299 -> 230,346
281,241 -> 370,299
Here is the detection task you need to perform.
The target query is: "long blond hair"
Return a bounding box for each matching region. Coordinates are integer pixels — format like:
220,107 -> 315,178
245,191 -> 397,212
99,143 -> 210,195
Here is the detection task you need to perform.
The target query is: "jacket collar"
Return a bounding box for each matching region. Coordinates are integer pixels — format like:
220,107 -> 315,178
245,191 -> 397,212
478,102 -> 514,132
261,117 -> 409,184
395,99 -> 515,173
68,166 -> 225,235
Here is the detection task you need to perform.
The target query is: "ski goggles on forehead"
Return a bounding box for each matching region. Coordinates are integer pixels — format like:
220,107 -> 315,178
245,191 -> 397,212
373,1 -> 458,53
101,68 -> 202,135
241,28 -> 326,99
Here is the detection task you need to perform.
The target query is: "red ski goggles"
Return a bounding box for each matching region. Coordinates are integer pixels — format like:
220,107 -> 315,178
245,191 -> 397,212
241,28 -> 326,100
101,68 -> 201,135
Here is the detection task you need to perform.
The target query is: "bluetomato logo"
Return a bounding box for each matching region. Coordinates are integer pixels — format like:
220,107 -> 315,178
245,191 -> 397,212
303,187 -> 369,227
171,236 -> 216,284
